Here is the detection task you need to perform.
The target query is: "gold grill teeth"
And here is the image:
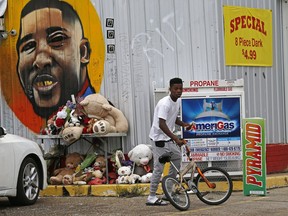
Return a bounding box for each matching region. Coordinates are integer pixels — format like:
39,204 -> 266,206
36,81 -> 53,87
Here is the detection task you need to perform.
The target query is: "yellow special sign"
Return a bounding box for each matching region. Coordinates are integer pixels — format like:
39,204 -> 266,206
223,5 -> 272,66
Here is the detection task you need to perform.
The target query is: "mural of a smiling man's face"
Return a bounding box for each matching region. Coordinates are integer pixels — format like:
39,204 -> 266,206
16,1 -> 90,118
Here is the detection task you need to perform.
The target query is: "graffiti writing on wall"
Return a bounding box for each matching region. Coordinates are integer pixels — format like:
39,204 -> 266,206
131,12 -> 185,63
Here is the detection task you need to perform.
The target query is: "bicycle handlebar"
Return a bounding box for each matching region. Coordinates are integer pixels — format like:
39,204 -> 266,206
180,139 -> 192,161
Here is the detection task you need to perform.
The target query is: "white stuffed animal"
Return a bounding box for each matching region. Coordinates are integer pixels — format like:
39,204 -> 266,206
128,144 -> 153,176
116,166 -> 140,184
116,166 -> 131,184
118,166 -> 132,176
140,173 -> 153,183
67,109 -> 81,127
126,174 -> 141,184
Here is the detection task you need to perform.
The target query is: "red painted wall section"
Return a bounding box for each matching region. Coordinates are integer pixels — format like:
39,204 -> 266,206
266,144 -> 288,174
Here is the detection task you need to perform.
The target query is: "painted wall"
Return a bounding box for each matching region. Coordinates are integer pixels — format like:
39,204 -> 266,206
0,0 -> 286,156
96,0 -> 285,150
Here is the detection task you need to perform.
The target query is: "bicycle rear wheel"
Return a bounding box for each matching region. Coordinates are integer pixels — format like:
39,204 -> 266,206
161,175 -> 190,211
195,167 -> 233,205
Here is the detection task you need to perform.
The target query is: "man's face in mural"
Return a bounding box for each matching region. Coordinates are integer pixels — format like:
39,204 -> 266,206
17,7 -> 89,117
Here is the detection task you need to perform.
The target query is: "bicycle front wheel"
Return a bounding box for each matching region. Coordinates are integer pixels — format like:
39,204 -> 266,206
195,167 -> 233,205
161,175 -> 190,211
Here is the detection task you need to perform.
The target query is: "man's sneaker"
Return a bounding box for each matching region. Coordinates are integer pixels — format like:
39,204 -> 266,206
146,198 -> 168,206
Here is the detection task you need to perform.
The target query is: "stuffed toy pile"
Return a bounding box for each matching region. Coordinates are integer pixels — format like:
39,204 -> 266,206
50,153 -> 108,185
48,145 -> 155,185
113,144 -> 154,184
50,152 -> 84,185
40,93 -> 129,144
73,154 -> 108,185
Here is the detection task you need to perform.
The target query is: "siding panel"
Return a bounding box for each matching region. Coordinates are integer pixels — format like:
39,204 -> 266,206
0,0 -> 285,154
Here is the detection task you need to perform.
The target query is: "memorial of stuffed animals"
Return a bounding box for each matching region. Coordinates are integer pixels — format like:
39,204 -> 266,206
46,142 -> 154,185
40,93 -> 154,186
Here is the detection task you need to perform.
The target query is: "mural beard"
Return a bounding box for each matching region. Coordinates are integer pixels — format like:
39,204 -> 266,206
27,95 -> 58,119
26,84 -> 61,119
26,84 -> 34,100
33,104 -> 58,119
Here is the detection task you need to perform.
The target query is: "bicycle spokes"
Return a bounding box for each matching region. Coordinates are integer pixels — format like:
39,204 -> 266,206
195,167 -> 233,205
172,183 -> 182,194
196,167 -> 216,189
162,175 -> 190,211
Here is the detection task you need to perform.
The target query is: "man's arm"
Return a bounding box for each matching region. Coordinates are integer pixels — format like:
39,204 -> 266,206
159,118 -> 183,146
175,117 -> 190,128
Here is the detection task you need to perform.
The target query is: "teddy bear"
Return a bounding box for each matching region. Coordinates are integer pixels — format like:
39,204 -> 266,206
64,169 -> 106,185
92,120 -> 113,134
50,152 -> 84,185
79,93 -> 129,134
93,155 -> 106,174
62,174 -> 74,185
62,126 -> 84,144
87,170 -> 107,185
128,144 -> 154,177
116,166 -> 141,184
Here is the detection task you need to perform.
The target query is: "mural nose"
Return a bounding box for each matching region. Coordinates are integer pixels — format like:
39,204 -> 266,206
33,52 -> 52,70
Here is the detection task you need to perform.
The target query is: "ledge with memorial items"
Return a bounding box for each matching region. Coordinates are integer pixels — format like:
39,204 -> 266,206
37,93 -> 154,188
37,132 -> 127,186
36,92 -> 132,186
37,133 -> 154,187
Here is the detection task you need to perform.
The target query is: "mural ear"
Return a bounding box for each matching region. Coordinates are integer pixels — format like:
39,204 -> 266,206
80,39 -> 90,64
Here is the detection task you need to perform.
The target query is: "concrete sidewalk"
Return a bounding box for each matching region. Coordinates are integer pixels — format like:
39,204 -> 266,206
40,172 -> 288,197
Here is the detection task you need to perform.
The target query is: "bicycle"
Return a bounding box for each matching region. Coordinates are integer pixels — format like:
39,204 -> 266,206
160,143 -> 233,211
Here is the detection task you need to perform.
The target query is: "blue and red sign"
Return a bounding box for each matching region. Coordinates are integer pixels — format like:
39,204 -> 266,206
181,97 -> 242,161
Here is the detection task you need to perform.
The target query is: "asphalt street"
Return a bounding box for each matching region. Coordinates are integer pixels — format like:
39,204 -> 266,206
0,186 -> 288,216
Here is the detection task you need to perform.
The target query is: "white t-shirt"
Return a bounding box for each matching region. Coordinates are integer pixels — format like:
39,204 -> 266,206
149,95 -> 180,141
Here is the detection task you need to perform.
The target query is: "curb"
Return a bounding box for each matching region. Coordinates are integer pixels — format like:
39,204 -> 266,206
266,174 -> 288,188
40,183 -> 153,197
40,173 -> 288,197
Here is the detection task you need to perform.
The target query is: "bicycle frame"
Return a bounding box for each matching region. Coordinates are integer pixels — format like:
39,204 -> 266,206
170,145 -> 216,190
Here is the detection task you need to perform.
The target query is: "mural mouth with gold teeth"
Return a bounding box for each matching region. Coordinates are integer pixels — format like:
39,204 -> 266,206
33,74 -> 58,95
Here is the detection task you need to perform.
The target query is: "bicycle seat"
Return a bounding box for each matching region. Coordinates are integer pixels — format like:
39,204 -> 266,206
158,152 -> 173,163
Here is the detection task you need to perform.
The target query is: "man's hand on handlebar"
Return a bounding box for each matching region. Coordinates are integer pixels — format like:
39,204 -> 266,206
175,138 -> 187,147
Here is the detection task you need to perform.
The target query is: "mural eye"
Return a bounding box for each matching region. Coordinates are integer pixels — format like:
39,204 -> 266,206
47,33 -> 69,48
21,40 -> 36,54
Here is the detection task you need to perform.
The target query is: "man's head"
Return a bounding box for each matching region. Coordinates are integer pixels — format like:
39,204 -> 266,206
169,77 -> 183,101
16,0 -> 92,118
